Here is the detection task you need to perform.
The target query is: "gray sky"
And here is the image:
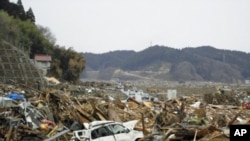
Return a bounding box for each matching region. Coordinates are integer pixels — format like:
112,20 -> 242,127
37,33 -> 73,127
12,0 -> 250,53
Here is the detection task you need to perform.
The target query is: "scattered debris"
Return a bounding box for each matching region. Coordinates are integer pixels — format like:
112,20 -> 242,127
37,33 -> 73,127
0,81 -> 249,141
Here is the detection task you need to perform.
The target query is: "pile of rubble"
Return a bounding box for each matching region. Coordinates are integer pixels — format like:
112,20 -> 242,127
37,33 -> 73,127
0,82 -> 250,141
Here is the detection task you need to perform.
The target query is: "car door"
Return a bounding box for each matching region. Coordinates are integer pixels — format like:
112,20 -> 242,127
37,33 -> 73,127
108,123 -> 133,141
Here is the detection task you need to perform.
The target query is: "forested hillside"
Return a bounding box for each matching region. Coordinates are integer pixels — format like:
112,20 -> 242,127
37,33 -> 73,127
0,0 -> 85,82
83,45 -> 250,82
83,51 -> 136,70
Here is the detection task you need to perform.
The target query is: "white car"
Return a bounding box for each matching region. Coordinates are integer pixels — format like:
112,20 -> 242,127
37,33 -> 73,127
70,120 -> 143,141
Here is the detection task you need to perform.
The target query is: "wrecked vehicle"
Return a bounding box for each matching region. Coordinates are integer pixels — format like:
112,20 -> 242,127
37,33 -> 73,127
70,120 -> 143,141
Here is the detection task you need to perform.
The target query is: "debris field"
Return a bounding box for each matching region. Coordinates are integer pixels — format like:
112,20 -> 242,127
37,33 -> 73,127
0,82 -> 250,141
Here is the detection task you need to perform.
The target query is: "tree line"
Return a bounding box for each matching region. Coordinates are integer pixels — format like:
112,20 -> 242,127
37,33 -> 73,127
0,0 -> 35,22
0,0 -> 85,82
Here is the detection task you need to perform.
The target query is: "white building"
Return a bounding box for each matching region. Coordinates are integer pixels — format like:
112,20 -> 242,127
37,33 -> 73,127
34,54 -> 52,75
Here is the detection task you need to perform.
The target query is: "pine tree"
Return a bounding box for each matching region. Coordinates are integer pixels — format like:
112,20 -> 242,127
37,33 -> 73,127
17,0 -> 24,10
26,7 -> 35,23
17,0 -> 26,20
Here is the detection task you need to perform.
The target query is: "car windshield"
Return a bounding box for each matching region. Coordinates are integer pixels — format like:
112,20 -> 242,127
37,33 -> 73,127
108,124 -> 127,134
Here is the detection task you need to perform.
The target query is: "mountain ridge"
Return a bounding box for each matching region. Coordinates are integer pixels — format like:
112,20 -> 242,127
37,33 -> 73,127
81,45 -> 250,83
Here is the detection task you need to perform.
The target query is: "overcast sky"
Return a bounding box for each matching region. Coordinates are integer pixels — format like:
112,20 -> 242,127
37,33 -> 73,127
11,0 -> 250,53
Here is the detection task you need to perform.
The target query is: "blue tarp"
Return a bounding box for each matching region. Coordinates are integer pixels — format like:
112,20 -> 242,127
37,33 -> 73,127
7,93 -> 25,100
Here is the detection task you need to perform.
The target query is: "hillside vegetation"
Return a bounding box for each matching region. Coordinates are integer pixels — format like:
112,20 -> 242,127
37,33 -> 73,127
82,45 -> 250,83
0,0 -> 85,82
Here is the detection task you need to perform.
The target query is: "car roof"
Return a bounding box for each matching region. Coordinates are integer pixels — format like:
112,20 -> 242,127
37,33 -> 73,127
86,120 -> 120,129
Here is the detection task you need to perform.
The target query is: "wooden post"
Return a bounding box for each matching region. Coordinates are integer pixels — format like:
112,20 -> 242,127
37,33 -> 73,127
5,126 -> 13,141
141,113 -> 145,136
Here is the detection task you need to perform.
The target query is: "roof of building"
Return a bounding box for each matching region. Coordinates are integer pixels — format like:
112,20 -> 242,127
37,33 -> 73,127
34,54 -> 52,61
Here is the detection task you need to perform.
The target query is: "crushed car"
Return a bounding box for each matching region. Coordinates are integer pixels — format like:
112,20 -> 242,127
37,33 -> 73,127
70,120 -> 143,141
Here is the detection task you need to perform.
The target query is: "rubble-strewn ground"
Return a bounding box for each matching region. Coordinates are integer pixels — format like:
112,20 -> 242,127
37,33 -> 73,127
0,81 -> 250,141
